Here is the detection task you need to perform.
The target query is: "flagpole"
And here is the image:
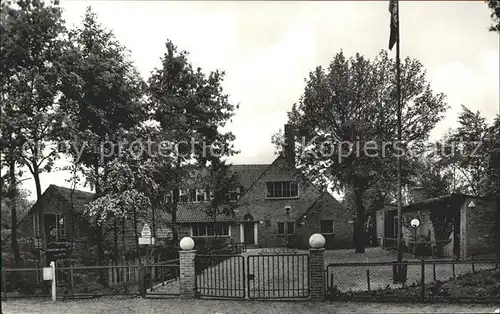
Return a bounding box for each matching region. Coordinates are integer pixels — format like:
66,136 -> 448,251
395,2 -> 403,265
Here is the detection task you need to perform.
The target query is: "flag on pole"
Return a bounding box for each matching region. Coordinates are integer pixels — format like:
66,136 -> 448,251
388,0 -> 398,50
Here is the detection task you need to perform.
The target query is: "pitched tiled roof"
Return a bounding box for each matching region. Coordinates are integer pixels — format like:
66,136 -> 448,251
156,202 -> 234,223
50,185 -> 95,212
402,193 -> 497,212
229,164 -> 270,190
24,163 -> 298,224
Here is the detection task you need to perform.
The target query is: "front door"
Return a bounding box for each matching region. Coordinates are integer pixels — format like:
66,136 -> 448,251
243,222 -> 254,245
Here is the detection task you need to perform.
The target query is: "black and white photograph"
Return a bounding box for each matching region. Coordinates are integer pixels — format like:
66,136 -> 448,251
1,0 -> 499,313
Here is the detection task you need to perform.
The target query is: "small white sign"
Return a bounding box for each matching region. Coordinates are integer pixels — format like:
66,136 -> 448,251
141,224 -> 151,238
139,237 -> 155,245
156,228 -> 172,239
43,267 -> 53,280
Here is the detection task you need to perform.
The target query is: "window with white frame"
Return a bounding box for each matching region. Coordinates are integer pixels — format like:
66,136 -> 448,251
196,189 -> 207,202
46,214 -> 65,241
180,189 -> 188,202
164,191 -> 173,204
229,186 -> 241,201
320,220 -> 334,234
266,181 -> 299,199
191,223 -> 230,237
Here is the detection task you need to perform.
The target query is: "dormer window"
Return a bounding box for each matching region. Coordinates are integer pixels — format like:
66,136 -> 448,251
164,191 -> 173,204
189,189 -> 196,202
266,181 -> 299,199
229,186 -> 242,201
196,189 -> 207,202
185,189 -> 208,202
180,189 -> 188,202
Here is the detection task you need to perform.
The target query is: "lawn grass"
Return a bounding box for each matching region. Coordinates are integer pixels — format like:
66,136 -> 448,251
327,268 -> 500,303
324,248 -> 499,293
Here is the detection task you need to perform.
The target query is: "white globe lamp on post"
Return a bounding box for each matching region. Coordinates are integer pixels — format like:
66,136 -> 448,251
309,233 -> 326,249
410,218 -> 420,228
180,237 -> 195,251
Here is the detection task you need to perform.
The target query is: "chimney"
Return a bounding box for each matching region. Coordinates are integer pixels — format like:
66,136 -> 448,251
284,124 -> 295,168
412,186 -> 428,203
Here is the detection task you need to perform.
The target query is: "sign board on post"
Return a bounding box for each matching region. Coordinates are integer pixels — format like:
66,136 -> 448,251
141,224 -> 151,238
43,267 -> 53,280
156,227 -> 172,239
138,237 -> 155,245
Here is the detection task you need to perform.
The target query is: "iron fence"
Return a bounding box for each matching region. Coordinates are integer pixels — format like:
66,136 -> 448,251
2,267 -> 52,299
57,264 -> 143,298
2,259 -> 181,299
258,247 -> 300,255
325,258 -> 500,303
195,254 -> 245,299
247,254 -> 309,299
144,259 -> 180,298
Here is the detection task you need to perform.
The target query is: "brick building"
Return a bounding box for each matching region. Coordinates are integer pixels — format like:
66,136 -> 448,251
376,188 -> 498,259
156,125 -> 353,249
8,125 -> 353,265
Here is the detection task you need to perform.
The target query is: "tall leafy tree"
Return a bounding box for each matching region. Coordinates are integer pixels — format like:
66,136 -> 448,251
439,106 -> 492,197
486,0 -> 500,32
286,50 -> 447,253
148,40 -> 238,241
58,7 -> 147,272
1,0 -> 67,265
412,156 -> 455,198
481,115 -> 500,198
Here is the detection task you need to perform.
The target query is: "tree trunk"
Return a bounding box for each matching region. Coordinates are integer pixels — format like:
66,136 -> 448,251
133,206 -> 141,264
122,218 -> 126,260
172,187 -> 179,243
93,161 -> 107,286
354,218 -> 366,253
114,216 -> 118,265
353,184 -> 366,253
172,156 -> 182,243
33,162 -> 47,266
9,158 -> 21,265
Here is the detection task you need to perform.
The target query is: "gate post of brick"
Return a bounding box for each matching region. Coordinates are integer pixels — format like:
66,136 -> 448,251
309,233 -> 326,301
179,237 -> 197,299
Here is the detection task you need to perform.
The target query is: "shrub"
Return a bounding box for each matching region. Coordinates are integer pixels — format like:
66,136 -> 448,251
110,282 -> 136,294
325,285 -> 342,301
74,281 -> 104,293
195,237 -> 231,254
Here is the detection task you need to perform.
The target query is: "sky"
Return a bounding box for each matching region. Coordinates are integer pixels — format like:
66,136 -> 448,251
19,1 -> 500,200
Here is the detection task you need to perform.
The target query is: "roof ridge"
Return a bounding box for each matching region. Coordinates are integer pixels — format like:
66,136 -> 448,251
52,184 -> 94,195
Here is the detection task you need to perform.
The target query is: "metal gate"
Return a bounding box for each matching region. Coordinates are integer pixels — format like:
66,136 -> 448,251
247,254 -> 309,299
195,254 -> 245,299
145,260 -> 181,298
